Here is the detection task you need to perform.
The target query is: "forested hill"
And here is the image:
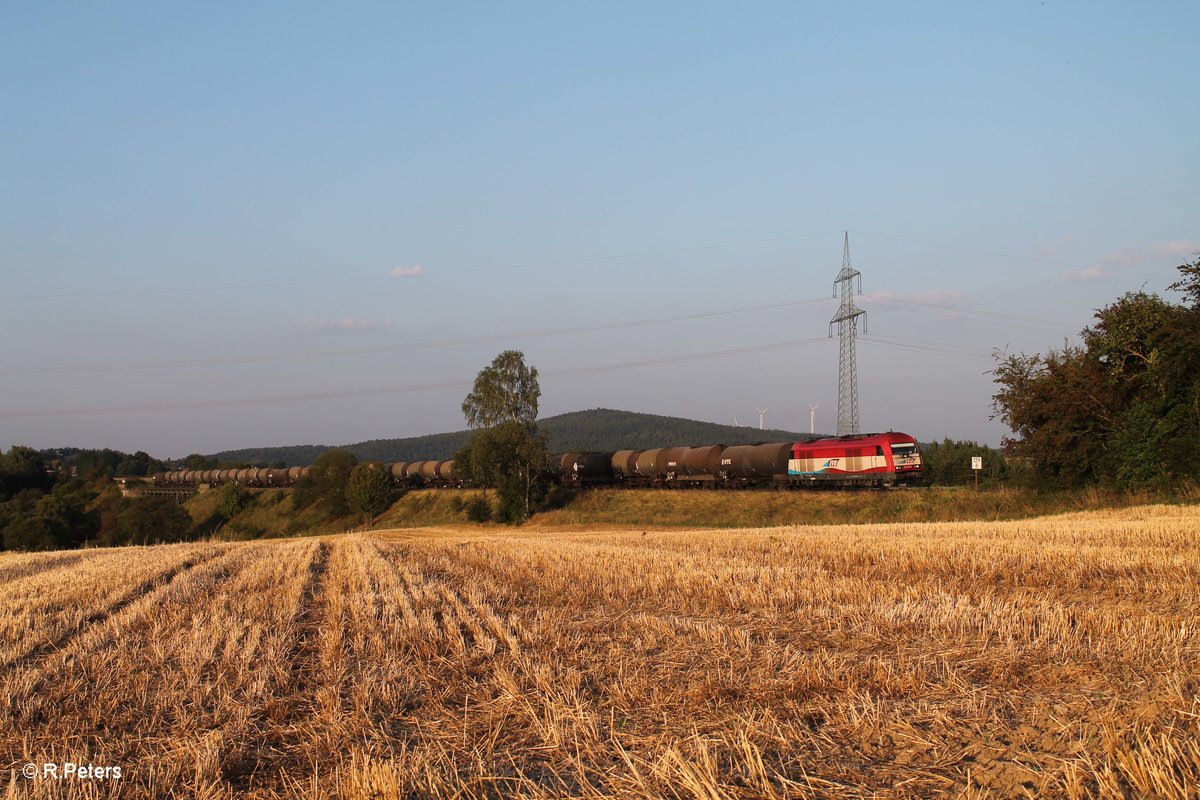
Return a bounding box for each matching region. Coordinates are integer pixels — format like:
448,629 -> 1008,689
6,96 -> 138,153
209,408 -> 816,466
541,409 -> 811,452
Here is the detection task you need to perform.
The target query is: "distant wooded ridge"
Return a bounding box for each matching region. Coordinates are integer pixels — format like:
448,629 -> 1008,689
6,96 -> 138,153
207,408 -> 821,466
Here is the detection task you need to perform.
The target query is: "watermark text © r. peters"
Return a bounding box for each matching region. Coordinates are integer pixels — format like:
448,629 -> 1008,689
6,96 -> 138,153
22,762 -> 122,780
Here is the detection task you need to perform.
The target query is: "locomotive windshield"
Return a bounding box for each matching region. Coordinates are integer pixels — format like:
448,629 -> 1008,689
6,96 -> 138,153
891,444 -> 917,456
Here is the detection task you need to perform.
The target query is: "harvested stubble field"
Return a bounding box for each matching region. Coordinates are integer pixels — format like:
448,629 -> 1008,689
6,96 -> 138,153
2,505 -> 1199,799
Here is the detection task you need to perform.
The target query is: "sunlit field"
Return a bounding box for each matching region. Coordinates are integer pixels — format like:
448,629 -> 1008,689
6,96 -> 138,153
2,505 -> 1198,798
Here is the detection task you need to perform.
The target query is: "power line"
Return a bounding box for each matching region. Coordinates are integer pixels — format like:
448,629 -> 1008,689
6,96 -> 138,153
0,297 -> 833,376
862,334 -> 995,362
898,297 -> 1077,330
849,229 -> 1175,280
866,298 -> 1076,336
0,328 -> 1003,419
2,285 -> 1090,378
0,336 -> 831,418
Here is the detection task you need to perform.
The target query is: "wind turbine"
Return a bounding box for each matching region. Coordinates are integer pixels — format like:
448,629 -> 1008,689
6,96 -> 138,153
756,407 -> 767,431
809,404 -> 818,435
733,415 -> 741,427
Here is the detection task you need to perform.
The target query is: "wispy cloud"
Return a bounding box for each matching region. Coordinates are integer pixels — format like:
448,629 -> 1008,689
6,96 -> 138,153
1066,266 -> 1107,282
862,289 -> 967,307
388,264 -> 423,277
1097,240 -> 1197,268
1035,234 -> 1074,259
303,316 -> 394,333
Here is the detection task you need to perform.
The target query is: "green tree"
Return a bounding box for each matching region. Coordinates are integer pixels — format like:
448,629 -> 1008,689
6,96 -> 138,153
459,352 -> 548,523
1082,292 -> 1176,404
461,349 -> 540,428
217,482 -> 254,520
91,485 -> 127,546
1167,253 -> 1200,307
183,453 -> 218,470
345,463 -> 395,525
991,345 -> 1111,487
3,515 -> 60,551
920,439 -> 1010,486
70,448 -> 124,478
992,262 -> 1200,489
292,449 -> 357,516
1,489 -> 49,550
456,423 -> 548,524
38,480 -> 100,547
112,496 -> 192,546
0,446 -> 53,500
115,450 -> 159,476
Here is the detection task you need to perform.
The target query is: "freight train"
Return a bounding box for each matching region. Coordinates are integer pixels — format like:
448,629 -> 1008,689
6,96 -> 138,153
153,431 -> 922,489
557,431 -> 921,488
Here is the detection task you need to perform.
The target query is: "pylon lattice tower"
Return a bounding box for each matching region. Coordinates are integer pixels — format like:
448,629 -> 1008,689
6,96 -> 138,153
829,231 -> 867,436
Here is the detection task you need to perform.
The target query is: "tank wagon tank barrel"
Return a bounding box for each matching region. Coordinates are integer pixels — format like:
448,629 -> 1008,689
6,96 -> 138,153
610,450 -> 641,479
561,452 -> 615,482
633,448 -> 666,478
659,447 -> 688,477
679,444 -> 725,477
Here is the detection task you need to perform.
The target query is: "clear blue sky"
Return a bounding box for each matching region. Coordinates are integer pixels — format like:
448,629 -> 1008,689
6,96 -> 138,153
2,1 -> 1196,457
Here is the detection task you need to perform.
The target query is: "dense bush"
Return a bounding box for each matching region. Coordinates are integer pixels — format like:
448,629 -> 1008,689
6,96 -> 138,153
0,446 -> 54,500
97,496 -> 193,547
465,494 -> 492,523
919,439 -> 1012,486
216,483 -> 254,520
346,463 -> 395,524
456,423 -> 548,524
292,449 -> 357,515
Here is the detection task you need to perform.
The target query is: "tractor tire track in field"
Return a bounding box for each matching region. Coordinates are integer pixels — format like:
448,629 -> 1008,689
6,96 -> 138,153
0,549 -> 221,675
228,540 -> 331,790
283,540 -> 332,725
0,550 -> 87,584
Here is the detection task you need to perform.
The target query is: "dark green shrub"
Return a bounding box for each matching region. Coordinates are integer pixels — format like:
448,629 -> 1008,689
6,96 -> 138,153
466,494 -> 491,523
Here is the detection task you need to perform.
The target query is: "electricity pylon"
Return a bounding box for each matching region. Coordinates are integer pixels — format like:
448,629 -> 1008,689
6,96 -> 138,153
829,232 -> 866,436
